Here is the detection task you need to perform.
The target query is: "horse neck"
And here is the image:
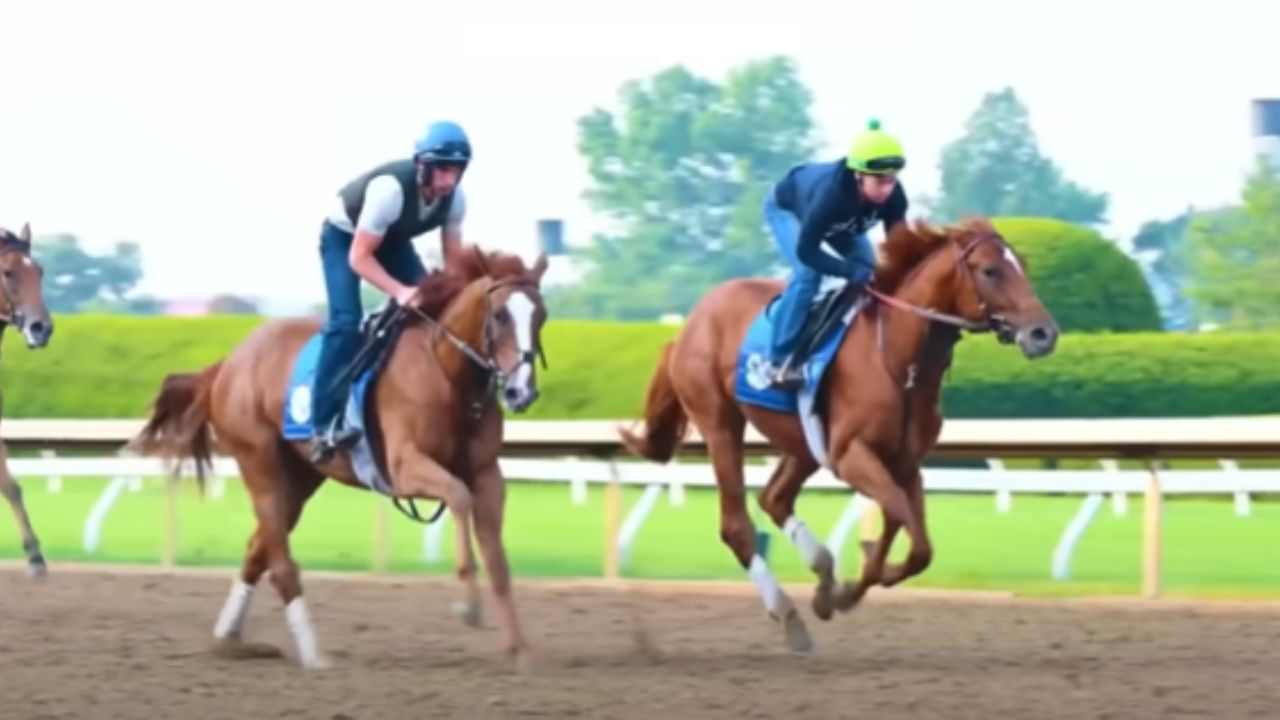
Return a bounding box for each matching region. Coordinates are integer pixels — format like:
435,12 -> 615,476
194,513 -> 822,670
432,278 -> 493,381
877,246 -> 963,387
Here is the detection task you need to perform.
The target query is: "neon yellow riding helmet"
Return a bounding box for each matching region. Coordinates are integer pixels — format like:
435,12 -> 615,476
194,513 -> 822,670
846,118 -> 905,175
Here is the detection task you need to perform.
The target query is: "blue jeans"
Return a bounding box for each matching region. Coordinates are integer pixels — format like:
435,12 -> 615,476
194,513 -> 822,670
311,220 -> 427,436
764,190 -> 822,363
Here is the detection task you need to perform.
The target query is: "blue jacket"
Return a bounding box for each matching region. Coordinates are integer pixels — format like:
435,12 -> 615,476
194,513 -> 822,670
773,158 -> 908,281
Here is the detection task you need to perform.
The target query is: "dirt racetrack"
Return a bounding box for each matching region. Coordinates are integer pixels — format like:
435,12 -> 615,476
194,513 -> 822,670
2,564 -> 1278,720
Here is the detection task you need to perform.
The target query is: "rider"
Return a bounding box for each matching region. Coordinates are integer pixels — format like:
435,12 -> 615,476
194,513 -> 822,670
761,117 -> 909,390
309,119 -> 472,463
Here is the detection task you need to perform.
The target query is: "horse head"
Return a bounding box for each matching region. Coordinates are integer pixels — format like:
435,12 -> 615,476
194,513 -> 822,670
873,217 -> 1058,359
0,223 -> 53,349
410,244 -> 550,413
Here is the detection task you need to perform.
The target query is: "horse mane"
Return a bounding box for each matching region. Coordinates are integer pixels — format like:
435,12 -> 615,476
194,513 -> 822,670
871,216 -> 999,296
408,244 -> 536,322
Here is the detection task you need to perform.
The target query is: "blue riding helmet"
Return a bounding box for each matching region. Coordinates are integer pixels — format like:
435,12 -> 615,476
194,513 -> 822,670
414,120 -> 472,166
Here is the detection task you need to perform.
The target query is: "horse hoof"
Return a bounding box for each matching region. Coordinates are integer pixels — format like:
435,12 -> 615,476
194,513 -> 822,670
300,653 -> 333,670
832,581 -> 865,613
781,610 -> 815,655
27,561 -> 48,581
453,599 -> 484,628
811,585 -> 835,621
511,648 -> 536,675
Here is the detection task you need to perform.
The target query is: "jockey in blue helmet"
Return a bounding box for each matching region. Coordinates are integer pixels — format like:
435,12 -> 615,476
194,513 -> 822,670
309,120 -> 472,463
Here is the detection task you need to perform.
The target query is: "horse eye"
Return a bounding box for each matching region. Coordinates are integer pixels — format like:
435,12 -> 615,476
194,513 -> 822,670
982,266 -> 1001,280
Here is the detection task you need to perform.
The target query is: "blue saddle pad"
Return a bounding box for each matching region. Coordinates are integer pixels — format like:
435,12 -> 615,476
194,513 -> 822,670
280,321 -> 399,495
734,290 -> 861,413
281,333 -> 378,441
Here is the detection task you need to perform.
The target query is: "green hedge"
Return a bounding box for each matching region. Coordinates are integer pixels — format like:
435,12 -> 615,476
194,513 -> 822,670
993,217 -> 1163,333
1,315 -> 1276,419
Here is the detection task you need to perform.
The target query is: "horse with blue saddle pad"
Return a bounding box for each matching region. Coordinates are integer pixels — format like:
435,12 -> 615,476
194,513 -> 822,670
619,217 -> 1060,654
128,245 -> 549,673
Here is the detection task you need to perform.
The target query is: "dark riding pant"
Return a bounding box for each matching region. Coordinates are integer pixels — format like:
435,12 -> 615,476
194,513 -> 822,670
311,220 -> 428,436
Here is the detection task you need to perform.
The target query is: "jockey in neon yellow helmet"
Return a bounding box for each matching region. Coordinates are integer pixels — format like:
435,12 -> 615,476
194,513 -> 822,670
759,117 -> 910,390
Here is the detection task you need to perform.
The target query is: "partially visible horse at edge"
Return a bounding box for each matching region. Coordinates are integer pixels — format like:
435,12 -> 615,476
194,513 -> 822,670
618,217 -> 1059,652
0,222 -> 55,579
128,245 -> 549,672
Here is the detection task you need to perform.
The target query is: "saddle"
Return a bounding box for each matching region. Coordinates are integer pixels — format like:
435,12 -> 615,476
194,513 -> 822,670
791,280 -> 864,366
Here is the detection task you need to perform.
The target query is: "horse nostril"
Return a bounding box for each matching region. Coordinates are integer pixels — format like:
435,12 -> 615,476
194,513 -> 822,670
504,387 -> 520,402
1029,325 -> 1053,343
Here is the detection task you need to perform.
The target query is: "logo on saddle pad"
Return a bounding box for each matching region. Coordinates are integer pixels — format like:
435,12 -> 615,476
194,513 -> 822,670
288,385 -> 312,425
733,289 -> 863,414
742,353 -> 778,392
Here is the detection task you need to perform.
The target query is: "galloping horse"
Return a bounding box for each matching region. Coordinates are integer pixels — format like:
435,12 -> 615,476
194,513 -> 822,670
0,223 -> 55,579
128,245 -> 549,671
619,217 -> 1058,652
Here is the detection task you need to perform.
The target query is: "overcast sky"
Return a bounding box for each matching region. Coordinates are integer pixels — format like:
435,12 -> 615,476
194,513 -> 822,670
2,0 -> 1276,307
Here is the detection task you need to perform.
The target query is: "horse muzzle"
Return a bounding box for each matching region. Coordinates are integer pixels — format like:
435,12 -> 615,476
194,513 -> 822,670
1015,322 -> 1058,360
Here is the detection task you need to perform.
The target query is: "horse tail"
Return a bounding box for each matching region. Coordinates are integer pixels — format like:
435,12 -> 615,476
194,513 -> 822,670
617,342 -> 689,463
128,360 -> 223,492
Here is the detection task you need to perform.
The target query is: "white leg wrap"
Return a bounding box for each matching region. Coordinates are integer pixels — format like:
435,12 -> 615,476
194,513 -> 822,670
748,554 -> 793,618
212,579 -> 255,639
285,597 -> 322,668
783,516 -> 825,570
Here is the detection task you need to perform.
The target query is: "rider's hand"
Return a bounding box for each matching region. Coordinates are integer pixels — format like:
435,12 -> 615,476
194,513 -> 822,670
393,285 -> 419,307
847,261 -> 873,286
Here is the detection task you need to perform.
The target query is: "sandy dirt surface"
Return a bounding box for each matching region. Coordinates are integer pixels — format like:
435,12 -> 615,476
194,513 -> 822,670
1,563 -> 1278,719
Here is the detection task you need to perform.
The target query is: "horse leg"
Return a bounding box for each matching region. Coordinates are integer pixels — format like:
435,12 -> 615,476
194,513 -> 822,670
389,452 -> 484,648
702,417 -> 813,654
0,440 -> 46,578
877,469 -> 932,587
469,459 -> 531,673
756,453 -> 837,621
213,447 -> 323,646
232,446 -> 327,669
829,441 -> 922,612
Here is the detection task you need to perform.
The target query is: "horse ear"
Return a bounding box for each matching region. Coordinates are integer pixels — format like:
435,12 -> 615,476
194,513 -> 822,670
531,252 -> 548,281
19,222 -> 31,243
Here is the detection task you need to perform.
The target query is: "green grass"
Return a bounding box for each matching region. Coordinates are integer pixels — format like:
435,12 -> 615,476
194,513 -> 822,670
3,475 -> 1278,600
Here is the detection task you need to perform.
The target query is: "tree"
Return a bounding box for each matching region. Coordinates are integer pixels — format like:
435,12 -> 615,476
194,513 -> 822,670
31,233 -> 145,312
1184,157 -> 1280,330
550,56 -> 821,319
933,87 -> 1109,227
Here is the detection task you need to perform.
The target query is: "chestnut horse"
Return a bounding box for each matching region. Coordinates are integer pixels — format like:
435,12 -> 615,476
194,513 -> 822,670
128,245 -> 548,671
619,217 -> 1058,652
0,223 -> 55,579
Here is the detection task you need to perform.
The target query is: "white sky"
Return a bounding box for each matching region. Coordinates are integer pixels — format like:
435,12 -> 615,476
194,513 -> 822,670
2,0 -> 1277,308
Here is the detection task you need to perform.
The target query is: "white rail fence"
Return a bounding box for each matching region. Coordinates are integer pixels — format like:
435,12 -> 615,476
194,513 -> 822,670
4,417 -> 1280,597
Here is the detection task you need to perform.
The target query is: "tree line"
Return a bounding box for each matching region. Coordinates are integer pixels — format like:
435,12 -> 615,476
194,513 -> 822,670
548,56 -> 1279,331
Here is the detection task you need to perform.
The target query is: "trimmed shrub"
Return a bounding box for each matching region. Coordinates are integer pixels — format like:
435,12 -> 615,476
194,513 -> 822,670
1,315 -> 1276,420
994,217 -> 1162,333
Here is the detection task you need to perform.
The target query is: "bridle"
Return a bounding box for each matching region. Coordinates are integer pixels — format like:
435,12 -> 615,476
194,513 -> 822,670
866,230 -> 1018,346
0,233 -> 34,332
407,276 -> 547,422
